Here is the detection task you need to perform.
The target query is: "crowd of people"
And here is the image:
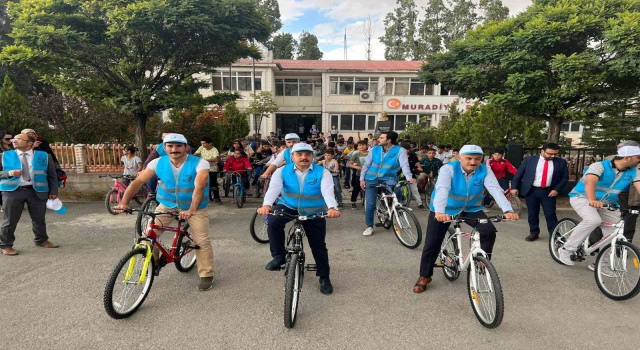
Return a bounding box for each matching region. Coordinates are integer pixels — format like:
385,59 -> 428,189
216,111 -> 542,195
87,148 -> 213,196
3,127 -> 640,302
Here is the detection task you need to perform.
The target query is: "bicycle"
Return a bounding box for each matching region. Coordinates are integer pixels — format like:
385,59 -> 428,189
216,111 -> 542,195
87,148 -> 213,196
436,215 -> 507,328
549,205 -> 640,300
135,193 -> 159,238
224,170 -> 251,208
255,174 -> 271,198
100,174 -> 149,215
483,181 -> 522,215
267,210 -> 326,328
373,184 -> 422,249
395,176 -> 411,207
421,175 -> 437,207
103,209 -> 198,319
250,210 -> 270,244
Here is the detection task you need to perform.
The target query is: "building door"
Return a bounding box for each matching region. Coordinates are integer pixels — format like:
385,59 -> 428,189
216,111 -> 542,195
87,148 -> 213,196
276,114 -> 321,139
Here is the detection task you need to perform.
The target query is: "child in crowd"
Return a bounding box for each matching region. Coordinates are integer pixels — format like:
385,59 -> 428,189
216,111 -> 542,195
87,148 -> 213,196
318,149 -> 343,208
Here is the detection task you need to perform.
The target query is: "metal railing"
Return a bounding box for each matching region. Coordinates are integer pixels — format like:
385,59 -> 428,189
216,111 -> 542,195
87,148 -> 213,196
51,144 -> 154,173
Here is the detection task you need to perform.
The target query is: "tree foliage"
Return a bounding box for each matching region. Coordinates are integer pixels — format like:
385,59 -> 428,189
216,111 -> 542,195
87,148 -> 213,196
270,33 -> 297,59
1,0 -> 273,157
297,31 -> 323,60
246,91 -> 278,133
419,0 -> 640,143
580,101 -> 640,147
0,75 -> 40,134
258,0 -> 282,34
416,0 -> 448,56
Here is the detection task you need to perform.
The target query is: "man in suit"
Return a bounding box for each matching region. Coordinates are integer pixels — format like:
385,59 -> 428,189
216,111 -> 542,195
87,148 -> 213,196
0,133 -> 59,255
511,143 -> 568,241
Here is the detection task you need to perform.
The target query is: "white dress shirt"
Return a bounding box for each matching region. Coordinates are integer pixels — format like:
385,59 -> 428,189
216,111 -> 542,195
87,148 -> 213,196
533,156 -> 554,187
262,163 -> 338,209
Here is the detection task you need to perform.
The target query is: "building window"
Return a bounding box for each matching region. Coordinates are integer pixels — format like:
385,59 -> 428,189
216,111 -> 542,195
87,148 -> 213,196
330,77 -> 379,95
212,71 -> 262,92
385,77 -> 434,96
561,122 -> 582,132
330,114 -> 377,131
386,114 -> 420,130
275,78 -> 322,96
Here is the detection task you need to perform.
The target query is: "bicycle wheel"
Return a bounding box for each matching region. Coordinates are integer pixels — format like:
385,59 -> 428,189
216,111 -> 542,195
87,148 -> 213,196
133,185 -> 149,205
103,247 -> 154,319
467,255 -> 504,328
135,196 -> 160,237
594,241 -> 640,300
250,211 -> 270,244
105,189 -> 119,215
549,218 -> 578,264
397,185 -> 411,207
375,196 -> 391,229
284,253 -> 302,328
423,182 -> 434,207
234,186 -> 244,208
209,186 -> 215,201
509,195 -> 522,216
440,228 -> 460,281
175,225 -> 197,272
391,207 -> 422,249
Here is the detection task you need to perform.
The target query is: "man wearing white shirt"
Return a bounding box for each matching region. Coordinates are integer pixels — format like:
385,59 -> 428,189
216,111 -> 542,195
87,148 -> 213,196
0,133 -> 59,255
257,143 -> 340,295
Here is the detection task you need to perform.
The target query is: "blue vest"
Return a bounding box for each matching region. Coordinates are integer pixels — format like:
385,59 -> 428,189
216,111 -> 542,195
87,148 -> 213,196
277,163 -> 327,216
0,150 -> 49,192
570,160 -> 636,204
283,148 -> 292,164
364,145 -> 402,181
156,143 -> 167,157
429,161 -> 487,215
156,155 -> 207,210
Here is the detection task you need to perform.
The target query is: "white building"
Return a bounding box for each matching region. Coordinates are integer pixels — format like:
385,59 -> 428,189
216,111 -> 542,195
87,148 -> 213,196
199,59 -> 473,140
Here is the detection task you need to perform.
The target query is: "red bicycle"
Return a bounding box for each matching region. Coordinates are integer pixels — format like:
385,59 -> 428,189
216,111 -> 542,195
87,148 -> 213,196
483,181 -> 522,215
100,174 -> 150,215
103,208 -> 197,319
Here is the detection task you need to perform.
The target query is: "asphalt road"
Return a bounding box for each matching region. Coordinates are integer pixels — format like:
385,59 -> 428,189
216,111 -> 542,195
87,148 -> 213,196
1,198 -> 639,349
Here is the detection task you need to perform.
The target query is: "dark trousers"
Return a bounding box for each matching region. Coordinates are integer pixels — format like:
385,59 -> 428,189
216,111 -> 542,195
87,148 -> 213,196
418,211 -> 496,277
350,172 -> 362,203
208,171 -> 220,200
0,188 -> 49,248
589,191 -> 638,244
267,204 -> 330,277
524,187 -> 558,236
343,163 -> 351,187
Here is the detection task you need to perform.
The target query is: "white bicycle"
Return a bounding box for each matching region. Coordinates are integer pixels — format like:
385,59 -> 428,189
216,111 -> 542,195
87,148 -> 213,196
436,215 -> 506,328
372,184 -> 422,249
550,206 -> 640,300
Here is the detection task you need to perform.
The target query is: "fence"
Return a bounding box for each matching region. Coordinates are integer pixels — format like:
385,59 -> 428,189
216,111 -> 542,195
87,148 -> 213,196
51,144 -> 154,173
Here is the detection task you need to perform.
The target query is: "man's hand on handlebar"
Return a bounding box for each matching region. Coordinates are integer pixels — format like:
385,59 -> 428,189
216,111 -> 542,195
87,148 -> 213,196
435,213 -> 451,222
589,200 -> 604,208
408,178 -> 416,184
257,205 -> 271,215
178,210 -> 195,220
114,203 -> 130,214
326,208 -> 340,218
503,212 -> 519,220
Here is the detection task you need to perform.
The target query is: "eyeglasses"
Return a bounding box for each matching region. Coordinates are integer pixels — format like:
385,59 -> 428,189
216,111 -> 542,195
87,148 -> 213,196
3,137 -> 12,140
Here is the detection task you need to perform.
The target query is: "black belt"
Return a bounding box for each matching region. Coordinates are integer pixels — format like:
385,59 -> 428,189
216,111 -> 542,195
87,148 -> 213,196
18,185 -> 33,189
532,186 -> 550,189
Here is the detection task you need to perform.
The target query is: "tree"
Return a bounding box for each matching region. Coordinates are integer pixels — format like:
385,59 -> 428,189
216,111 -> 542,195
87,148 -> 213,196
379,0 -> 419,60
419,0 -> 640,143
259,0 -> 282,34
246,91 -> 278,134
0,75 -> 40,133
363,16 -> 375,60
478,0 -> 510,22
442,0 -> 478,48
580,101 -> 640,147
416,0 -> 448,58
1,0 -> 272,157
297,31 -> 323,60
270,33 -> 297,59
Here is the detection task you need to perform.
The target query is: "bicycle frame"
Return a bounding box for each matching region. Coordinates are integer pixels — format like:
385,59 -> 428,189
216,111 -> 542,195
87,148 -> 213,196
375,185 -> 402,221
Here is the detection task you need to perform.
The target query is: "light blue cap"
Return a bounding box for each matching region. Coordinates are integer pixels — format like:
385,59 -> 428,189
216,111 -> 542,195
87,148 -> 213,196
459,145 -> 484,155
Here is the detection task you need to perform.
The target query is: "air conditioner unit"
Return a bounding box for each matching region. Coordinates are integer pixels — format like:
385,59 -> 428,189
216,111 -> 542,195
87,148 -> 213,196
359,91 -> 375,102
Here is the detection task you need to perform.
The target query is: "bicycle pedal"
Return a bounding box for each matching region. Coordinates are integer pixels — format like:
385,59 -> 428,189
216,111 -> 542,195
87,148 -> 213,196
434,263 -> 444,268
192,245 -> 200,250
375,223 -> 385,227
305,264 -> 317,271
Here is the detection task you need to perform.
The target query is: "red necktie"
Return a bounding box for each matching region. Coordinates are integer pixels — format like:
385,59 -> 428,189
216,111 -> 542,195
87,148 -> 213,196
540,159 -> 549,188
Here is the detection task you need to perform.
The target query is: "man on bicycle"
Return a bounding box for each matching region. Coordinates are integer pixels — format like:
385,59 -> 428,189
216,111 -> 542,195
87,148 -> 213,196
260,133 -> 300,178
116,133 -> 215,291
558,145 -> 640,266
413,145 -> 519,293
359,131 -> 415,236
257,143 -> 340,295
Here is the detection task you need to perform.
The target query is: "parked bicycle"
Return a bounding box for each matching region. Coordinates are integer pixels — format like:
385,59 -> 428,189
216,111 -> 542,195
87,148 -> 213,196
483,181 -> 522,215
103,209 -> 197,319
100,174 -> 149,215
549,205 -> 640,300
267,210 -> 326,328
373,184 -> 422,249
436,215 -> 507,328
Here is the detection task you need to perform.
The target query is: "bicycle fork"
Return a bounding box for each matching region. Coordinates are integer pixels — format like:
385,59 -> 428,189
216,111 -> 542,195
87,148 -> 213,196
124,243 -> 153,283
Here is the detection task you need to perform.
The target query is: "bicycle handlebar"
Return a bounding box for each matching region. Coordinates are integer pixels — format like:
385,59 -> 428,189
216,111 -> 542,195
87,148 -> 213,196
99,174 -> 132,179
267,209 -> 327,220
122,208 -> 185,222
445,215 -> 510,224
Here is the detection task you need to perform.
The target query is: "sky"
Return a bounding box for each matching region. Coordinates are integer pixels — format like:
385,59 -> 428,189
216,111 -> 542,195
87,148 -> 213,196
277,0 -> 533,60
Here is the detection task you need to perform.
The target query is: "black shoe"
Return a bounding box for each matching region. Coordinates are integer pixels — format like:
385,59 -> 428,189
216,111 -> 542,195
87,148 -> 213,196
351,203 -> 357,209
215,199 -> 223,205
265,258 -> 286,271
525,234 -> 539,242
319,277 -> 333,295
338,203 -> 344,209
